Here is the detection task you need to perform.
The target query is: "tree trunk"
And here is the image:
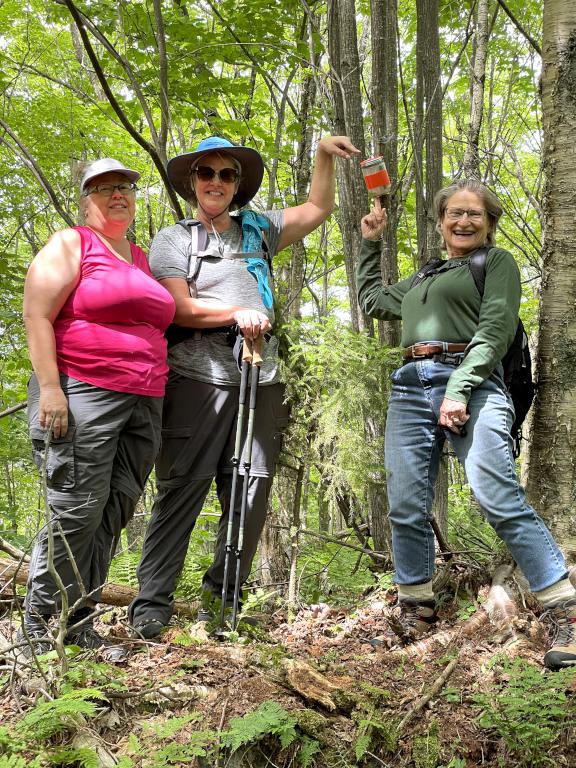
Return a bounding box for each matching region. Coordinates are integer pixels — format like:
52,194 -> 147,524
525,0 -> 576,558
327,0 -> 368,332
371,0 -> 401,348
462,0 -> 490,178
415,0 -> 443,265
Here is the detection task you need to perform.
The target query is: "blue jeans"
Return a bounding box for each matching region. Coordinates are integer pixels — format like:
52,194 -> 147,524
385,359 -> 567,592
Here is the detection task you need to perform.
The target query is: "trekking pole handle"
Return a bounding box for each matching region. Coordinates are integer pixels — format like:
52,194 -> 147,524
252,335 -> 263,366
242,336 -> 264,366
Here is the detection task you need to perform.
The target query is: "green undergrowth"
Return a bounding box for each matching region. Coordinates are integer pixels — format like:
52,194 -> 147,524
473,656 -> 576,767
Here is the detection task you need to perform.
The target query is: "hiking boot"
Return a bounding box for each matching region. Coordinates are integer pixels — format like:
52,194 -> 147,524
16,614 -> 53,659
131,618 -> 165,640
65,624 -> 109,650
542,598 -> 576,670
372,598 -> 438,648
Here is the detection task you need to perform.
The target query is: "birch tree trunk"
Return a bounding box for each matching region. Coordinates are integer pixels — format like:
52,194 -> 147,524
525,0 -> 576,558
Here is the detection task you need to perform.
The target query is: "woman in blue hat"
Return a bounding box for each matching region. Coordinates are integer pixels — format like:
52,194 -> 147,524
129,135 -> 358,637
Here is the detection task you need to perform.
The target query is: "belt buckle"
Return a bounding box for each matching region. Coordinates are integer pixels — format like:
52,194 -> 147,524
440,351 -> 463,366
410,345 -> 429,359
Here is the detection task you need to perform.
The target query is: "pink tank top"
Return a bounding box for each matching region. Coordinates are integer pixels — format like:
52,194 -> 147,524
54,226 -> 175,396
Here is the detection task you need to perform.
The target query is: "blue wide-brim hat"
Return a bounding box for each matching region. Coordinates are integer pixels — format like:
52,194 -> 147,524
167,136 -> 265,208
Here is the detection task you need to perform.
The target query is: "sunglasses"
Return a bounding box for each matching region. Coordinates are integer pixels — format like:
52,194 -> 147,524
192,165 -> 240,184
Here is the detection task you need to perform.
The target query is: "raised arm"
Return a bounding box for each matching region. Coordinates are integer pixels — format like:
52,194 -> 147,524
23,229 -> 82,437
277,136 -> 360,251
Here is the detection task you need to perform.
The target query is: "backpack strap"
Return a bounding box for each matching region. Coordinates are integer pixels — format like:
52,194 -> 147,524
410,257 -> 445,288
177,219 -> 208,299
468,247 -> 490,298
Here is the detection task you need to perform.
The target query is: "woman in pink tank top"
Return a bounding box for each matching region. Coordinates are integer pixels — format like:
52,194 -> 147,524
18,159 -> 175,659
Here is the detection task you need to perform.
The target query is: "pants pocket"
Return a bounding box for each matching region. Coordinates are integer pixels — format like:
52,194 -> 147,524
155,426 -> 196,482
30,426 -> 76,489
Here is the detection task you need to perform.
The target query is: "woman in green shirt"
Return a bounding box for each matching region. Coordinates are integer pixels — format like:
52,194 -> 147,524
357,179 -> 576,670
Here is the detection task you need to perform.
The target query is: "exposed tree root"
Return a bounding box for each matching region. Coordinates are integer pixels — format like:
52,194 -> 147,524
386,564 -> 530,660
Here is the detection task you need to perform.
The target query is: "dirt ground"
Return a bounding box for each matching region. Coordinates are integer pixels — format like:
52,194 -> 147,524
2,581 -> 576,767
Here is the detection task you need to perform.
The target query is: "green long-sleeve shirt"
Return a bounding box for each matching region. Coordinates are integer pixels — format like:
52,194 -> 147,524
357,238 -> 521,404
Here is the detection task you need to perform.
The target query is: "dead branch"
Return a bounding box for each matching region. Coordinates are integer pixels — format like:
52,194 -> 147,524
0,538 -> 29,563
0,402 -> 27,419
0,557 -> 198,619
397,655 -> 459,734
270,524 -> 388,561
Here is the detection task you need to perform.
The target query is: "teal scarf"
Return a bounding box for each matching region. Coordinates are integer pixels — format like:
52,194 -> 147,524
238,210 -> 273,309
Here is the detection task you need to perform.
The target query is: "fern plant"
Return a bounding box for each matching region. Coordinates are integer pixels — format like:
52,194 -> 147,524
222,700 -> 298,753
473,657 -> 576,767
15,688 -> 108,741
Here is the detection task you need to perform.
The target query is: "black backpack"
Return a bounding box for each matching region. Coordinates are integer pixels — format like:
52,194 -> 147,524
410,248 -> 535,457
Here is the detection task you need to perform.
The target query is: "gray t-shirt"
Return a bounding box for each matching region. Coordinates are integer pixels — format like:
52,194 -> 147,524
149,210 -> 284,386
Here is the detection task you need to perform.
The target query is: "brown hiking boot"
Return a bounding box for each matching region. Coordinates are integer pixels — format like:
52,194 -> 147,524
371,598 -> 437,648
543,598 -> 576,670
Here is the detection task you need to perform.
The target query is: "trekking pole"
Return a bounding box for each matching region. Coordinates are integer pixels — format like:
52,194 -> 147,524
218,339 -> 251,631
230,335 -> 263,631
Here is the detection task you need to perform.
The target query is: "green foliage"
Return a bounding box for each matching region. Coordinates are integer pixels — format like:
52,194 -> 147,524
473,657 -> 576,766
15,688 -> 108,741
222,700 -> 298,752
61,659 -> 128,693
0,757 -> 42,768
142,712 -> 203,739
412,720 -> 441,768
297,735 -> 321,767
48,748 -> 100,768
145,733 -> 215,766
352,679 -> 399,761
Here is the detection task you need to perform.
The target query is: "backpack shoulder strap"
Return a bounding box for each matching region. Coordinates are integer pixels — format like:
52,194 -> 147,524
176,219 -> 208,297
468,247 -> 489,298
410,257 -> 444,288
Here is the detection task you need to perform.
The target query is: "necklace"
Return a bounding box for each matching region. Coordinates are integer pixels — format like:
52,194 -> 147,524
210,220 -> 226,256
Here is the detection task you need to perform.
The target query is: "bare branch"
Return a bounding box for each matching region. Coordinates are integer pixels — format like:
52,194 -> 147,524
0,119 -> 75,227
60,0 -> 184,219
495,0 -> 541,56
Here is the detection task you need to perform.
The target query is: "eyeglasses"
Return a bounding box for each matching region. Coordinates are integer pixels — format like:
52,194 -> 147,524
192,165 -> 240,184
445,208 -> 486,221
84,182 -> 137,197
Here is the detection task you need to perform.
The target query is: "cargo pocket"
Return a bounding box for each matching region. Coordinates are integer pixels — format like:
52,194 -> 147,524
155,426 -> 197,483
30,426 -> 76,490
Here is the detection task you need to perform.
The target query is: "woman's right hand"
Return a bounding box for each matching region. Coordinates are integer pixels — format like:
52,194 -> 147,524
39,385 -> 69,438
361,197 -> 387,240
232,308 -> 272,340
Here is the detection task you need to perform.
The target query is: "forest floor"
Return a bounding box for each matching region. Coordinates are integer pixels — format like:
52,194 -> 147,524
2,575 -> 576,767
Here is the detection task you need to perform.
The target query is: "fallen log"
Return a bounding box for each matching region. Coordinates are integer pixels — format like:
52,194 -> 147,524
0,557 -> 198,619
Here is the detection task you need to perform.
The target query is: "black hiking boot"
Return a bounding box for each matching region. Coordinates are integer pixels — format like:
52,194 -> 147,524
543,598 -> 576,670
131,618 -> 165,640
66,609 -> 129,662
16,613 -> 53,658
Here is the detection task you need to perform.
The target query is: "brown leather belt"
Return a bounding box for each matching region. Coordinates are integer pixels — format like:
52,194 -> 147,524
403,342 -> 468,361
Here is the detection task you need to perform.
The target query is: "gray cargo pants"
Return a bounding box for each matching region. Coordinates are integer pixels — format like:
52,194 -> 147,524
128,372 -> 289,626
26,374 -> 162,614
